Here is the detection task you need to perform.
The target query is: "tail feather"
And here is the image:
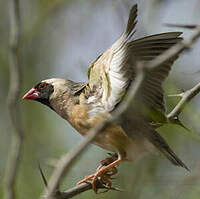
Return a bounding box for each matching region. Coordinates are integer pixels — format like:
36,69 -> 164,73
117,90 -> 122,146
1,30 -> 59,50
159,143 -> 190,171
148,130 -> 190,171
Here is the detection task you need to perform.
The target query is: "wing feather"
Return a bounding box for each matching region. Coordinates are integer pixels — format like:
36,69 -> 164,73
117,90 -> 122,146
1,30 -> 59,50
88,4 -> 182,113
87,4 -> 187,169
88,4 -> 138,111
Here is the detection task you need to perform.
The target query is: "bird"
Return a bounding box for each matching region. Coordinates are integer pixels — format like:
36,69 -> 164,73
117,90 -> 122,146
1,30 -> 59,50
23,4 -> 189,192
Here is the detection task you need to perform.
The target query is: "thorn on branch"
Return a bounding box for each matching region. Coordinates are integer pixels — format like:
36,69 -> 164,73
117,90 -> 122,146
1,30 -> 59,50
38,164 -> 62,198
38,164 -> 48,189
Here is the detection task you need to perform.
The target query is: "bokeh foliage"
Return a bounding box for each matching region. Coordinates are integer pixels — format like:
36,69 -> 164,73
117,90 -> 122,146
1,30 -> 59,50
1,0 -> 200,199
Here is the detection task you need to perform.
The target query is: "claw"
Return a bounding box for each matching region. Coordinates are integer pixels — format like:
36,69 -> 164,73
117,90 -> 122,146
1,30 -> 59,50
96,155 -> 118,171
77,156 -> 122,193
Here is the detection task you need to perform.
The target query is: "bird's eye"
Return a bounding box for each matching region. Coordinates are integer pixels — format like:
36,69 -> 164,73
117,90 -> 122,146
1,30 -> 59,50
38,83 -> 47,90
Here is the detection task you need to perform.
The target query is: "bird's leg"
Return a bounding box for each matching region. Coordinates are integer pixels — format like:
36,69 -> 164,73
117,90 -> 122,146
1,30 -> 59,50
96,153 -> 118,171
76,174 -> 94,185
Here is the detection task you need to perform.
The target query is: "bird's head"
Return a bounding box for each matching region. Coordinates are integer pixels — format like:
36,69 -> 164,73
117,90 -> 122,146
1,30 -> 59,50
23,78 -> 71,110
23,78 -> 86,110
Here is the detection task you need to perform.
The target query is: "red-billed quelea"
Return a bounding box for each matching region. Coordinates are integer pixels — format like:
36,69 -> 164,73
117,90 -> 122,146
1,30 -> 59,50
23,4 -> 188,192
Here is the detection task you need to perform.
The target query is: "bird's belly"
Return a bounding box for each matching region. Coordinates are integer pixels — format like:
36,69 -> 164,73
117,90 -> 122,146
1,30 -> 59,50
67,108 -> 154,160
93,127 -> 155,161
71,115 -> 134,157
92,124 -> 132,153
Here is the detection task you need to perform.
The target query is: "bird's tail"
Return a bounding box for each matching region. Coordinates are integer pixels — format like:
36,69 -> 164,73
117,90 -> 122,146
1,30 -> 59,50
148,130 -> 190,171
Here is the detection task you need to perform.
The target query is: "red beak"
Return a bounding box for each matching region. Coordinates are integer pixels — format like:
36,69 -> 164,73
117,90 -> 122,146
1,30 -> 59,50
23,88 -> 40,100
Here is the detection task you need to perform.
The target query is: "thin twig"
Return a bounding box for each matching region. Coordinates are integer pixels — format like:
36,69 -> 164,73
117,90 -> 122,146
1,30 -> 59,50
167,82 -> 200,119
4,1 -> 23,199
51,182 -> 124,199
164,23 -> 198,29
43,25 -> 200,199
56,183 -> 96,199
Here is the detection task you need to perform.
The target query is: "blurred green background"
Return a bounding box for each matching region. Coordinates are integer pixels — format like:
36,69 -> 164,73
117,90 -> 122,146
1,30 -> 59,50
1,0 -> 200,198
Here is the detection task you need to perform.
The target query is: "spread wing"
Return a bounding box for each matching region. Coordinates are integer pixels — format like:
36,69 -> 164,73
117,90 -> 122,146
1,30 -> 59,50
87,4 -> 187,169
88,4 -> 182,114
127,33 -> 182,114
88,4 -> 138,112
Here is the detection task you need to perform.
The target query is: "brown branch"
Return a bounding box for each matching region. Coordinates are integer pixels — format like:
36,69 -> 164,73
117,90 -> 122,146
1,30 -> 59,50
42,25 -> 200,199
49,182 -> 123,199
4,1 -> 24,199
167,82 -> 200,119
39,164 -> 123,199
57,183 -> 97,199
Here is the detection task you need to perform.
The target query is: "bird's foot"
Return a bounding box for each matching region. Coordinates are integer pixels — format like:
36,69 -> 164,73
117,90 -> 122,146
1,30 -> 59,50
76,170 -> 114,193
77,157 -> 122,193
96,154 -> 118,171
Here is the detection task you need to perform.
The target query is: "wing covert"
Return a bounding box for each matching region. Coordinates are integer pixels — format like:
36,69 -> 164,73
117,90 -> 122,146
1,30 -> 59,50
88,4 -> 138,111
88,4 -> 182,117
